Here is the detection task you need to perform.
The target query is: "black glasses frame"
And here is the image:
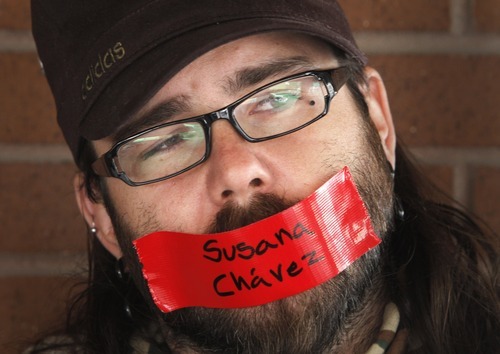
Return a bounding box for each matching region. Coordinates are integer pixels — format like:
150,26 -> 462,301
92,67 -> 350,186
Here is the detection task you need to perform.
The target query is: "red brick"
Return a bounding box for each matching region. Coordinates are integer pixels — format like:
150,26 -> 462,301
0,53 -> 61,144
0,0 -> 453,32
471,167 -> 500,234
0,163 -> 86,252
0,276 -> 80,354
419,164 -> 454,197
370,55 -> 500,147
475,0 -> 500,32
338,0 -> 449,31
0,0 -> 31,30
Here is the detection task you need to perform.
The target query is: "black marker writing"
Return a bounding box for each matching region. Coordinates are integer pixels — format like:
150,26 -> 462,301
203,222 -> 314,263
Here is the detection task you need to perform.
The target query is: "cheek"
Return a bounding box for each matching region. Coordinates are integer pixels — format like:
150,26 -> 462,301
105,178 -> 219,236
273,101 -> 363,187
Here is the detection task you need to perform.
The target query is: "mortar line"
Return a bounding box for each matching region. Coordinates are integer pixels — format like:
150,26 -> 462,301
355,32 -> 500,55
2,30 -> 500,55
0,252 -> 87,277
410,147 -> 500,167
0,144 -> 72,163
450,0 -> 473,35
452,164 -> 470,207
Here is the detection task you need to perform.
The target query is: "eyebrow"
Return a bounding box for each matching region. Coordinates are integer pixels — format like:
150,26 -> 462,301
112,95 -> 193,143
112,56 -> 317,144
222,56 -> 315,94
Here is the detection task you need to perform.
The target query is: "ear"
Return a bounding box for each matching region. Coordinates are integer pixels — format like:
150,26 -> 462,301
73,173 -> 123,258
362,67 -> 396,170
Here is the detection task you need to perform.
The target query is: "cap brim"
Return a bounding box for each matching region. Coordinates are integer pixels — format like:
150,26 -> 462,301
80,17 -> 366,143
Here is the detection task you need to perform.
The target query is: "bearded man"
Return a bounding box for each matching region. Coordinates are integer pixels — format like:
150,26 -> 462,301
29,1 -> 499,353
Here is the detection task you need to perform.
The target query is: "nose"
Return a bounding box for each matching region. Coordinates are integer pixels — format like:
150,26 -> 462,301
205,120 -> 274,206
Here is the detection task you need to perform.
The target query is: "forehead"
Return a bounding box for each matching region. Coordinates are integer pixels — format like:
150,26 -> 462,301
96,32 -> 340,148
141,32 -> 338,112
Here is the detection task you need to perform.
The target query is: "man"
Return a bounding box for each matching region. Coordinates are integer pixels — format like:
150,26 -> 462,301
30,0 -> 498,353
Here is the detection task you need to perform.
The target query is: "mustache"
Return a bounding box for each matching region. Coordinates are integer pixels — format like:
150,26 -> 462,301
207,193 -> 297,234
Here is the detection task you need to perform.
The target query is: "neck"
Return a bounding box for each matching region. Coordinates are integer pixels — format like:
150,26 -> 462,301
156,273 -> 390,353
329,275 -> 389,353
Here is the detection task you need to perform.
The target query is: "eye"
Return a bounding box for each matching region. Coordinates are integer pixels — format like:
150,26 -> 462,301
250,90 -> 301,115
140,133 -> 184,160
138,124 -> 201,161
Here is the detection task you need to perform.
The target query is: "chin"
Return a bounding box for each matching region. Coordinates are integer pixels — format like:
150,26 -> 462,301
160,244 -> 384,353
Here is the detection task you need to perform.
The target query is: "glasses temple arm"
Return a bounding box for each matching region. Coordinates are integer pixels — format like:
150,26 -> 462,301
331,67 -> 351,92
91,156 -> 114,177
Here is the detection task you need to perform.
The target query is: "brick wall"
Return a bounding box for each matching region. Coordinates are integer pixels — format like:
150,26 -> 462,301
1,0 -> 499,352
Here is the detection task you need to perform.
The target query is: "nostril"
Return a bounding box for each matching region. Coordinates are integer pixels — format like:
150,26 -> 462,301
221,178 -> 263,199
222,190 -> 233,198
250,178 -> 263,187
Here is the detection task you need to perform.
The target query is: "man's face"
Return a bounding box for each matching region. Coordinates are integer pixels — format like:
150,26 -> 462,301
90,32 -> 396,352
94,32 -> 391,237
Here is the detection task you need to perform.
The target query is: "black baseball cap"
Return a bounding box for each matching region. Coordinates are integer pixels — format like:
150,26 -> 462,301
31,0 -> 366,160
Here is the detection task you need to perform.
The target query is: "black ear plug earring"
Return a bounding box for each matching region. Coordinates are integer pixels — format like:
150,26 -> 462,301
115,257 -> 133,319
387,161 -> 405,221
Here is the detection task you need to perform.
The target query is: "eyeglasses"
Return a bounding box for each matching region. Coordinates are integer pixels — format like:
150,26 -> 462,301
92,67 -> 350,186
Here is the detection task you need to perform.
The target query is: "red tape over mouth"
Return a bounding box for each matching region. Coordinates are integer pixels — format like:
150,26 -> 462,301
133,167 -> 380,313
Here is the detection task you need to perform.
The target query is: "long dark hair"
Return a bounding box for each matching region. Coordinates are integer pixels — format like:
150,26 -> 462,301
28,56 -> 499,353
391,145 -> 499,352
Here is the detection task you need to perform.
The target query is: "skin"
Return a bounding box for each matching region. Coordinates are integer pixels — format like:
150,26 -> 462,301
76,32 -> 395,252
75,32 -> 396,352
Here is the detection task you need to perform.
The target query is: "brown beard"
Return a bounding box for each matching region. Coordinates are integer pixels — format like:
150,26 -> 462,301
104,118 -> 395,353
159,196 -> 389,353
